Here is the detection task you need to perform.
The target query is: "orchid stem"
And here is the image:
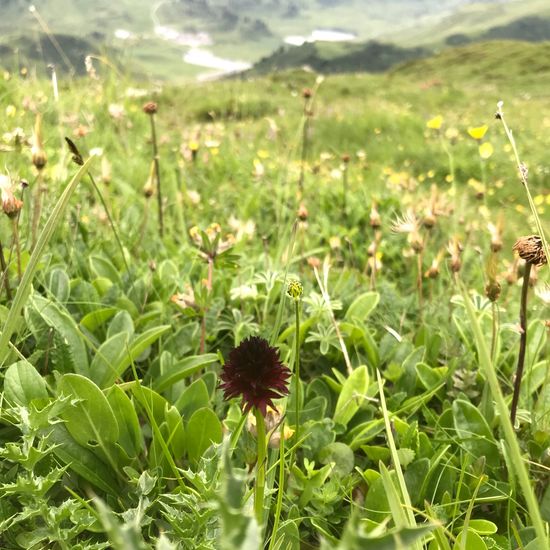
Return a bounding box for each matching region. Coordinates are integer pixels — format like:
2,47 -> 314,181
254,408 -> 267,526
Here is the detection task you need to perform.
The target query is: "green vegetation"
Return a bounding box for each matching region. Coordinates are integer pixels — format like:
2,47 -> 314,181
0,37 -> 549,549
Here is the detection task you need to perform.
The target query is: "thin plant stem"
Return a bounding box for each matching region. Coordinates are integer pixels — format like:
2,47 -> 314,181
510,261 -> 531,425
87,173 -> 130,273
11,218 -> 21,279
254,408 -> 267,526
31,173 -> 44,250
314,264 -> 353,375
0,240 -> 12,300
370,241 -> 377,291
342,166 -> 348,218
200,256 -> 214,353
149,114 -> 164,238
298,101 -> 310,194
268,432 -> 286,550
293,297 -> 301,459
416,252 -> 424,307
490,301 -> 499,365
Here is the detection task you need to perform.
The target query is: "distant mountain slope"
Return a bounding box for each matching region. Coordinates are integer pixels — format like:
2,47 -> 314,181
245,13 -> 550,77
0,0 -> 546,80
393,40 -> 550,82
245,41 -> 429,76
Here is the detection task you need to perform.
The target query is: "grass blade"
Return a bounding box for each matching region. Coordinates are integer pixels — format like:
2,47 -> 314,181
0,156 -> 96,366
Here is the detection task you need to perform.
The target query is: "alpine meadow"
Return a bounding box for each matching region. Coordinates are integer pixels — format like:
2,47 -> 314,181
0,1 -> 550,549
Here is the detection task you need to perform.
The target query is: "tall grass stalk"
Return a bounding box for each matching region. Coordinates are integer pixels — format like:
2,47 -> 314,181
314,263 -> 353,375
376,368 -> 422,550
510,261 -> 531,425
496,102 -> 550,276
87,172 -> 130,273
0,156 -> 96,365
459,282 -> 548,546
0,240 -> 12,300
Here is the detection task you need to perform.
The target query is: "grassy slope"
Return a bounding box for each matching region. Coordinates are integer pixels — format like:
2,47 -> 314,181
389,0 -> 550,46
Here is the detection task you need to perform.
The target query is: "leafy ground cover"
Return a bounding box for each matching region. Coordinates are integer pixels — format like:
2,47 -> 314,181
0,44 -> 549,549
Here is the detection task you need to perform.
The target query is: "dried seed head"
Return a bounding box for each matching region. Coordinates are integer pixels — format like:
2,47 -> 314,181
485,280 -> 501,302
410,232 -> 424,253
513,235 -> 547,267
504,258 -> 519,285
422,211 -> 437,230
143,101 -> 158,115
302,88 -> 313,99
31,114 -> 47,170
424,261 -> 440,279
447,237 -> 463,273
1,175 -> 23,218
297,203 -> 308,221
143,160 -> 156,198
369,203 -> 381,229
341,153 -> 350,164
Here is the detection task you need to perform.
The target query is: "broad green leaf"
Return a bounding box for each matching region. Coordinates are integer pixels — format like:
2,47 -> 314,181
107,310 -> 135,340
46,268 -> 70,302
89,254 -> 122,285
454,529 -> 487,550
467,519 -> 498,536
186,407 -> 222,463
130,384 -> 185,457
89,332 -> 129,387
337,521 -> 435,550
452,399 -> 499,468
48,423 -> 119,495
175,378 -> 210,418
416,362 -> 447,390
4,361 -> 48,406
96,325 -> 170,388
541,484 -> 550,522
106,385 -> 143,458
80,307 -> 118,332
29,294 -> 89,376
58,374 -> 119,449
153,353 -> 219,394
334,365 -> 369,427
345,291 -> 380,321
318,442 -> 354,477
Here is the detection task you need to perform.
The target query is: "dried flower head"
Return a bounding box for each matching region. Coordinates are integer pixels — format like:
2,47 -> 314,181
219,336 -> 291,416
369,203 -> 381,229
488,220 -> 503,253
447,237 -> 463,273
485,252 -> 501,302
1,174 -> 23,218
31,114 -> 47,170
513,235 -> 547,267
302,88 -> 313,99
297,203 -> 308,222
143,101 -> 158,115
